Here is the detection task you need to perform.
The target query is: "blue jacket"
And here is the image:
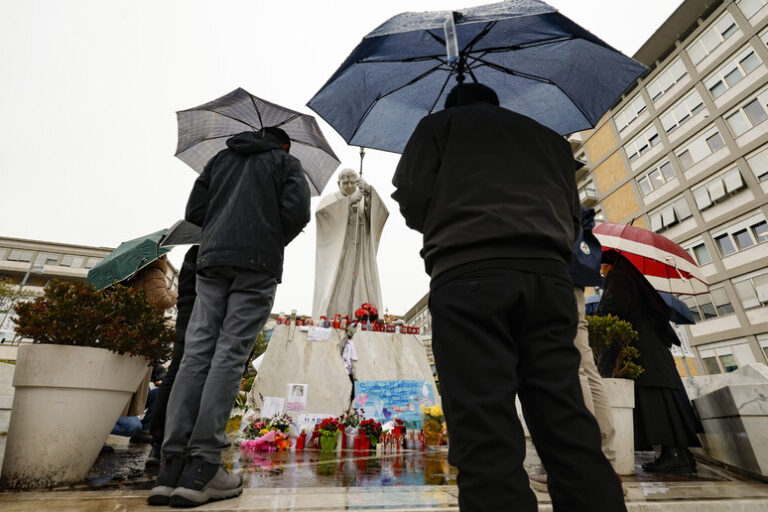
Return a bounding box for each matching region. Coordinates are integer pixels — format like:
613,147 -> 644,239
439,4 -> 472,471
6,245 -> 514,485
568,206 -> 603,287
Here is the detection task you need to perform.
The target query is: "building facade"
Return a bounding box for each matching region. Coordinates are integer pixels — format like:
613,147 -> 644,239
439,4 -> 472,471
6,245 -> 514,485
0,236 -> 179,340
573,0 -> 768,376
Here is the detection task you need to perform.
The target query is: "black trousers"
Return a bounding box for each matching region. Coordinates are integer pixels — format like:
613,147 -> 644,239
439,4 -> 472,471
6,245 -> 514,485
429,263 -> 626,512
149,323 -> 188,447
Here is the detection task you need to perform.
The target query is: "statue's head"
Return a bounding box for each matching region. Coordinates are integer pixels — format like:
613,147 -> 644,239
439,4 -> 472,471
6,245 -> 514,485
337,168 -> 359,196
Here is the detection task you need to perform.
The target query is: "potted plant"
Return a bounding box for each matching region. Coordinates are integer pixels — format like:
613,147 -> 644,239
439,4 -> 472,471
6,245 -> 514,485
1,280 -> 173,488
359,418 -> 382,450
587,313 -> 643,475
316,417 -> 340,452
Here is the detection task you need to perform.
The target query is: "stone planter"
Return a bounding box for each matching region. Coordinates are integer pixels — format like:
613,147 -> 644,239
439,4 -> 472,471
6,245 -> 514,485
1,344 -> 149,488
603,377 -> 635,475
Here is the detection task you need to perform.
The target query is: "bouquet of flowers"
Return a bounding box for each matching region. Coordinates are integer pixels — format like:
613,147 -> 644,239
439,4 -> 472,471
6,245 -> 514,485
421,404 -> 444,448
267,412 -> 292,433
316,417 -> 340,452
240,430 -> 291,453
360,418 -> 382,447
244,419 -> 268,440
340,408 -> 364,428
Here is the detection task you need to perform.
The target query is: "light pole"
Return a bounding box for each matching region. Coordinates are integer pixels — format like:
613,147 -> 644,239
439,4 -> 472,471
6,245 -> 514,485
0,262 -> 44,342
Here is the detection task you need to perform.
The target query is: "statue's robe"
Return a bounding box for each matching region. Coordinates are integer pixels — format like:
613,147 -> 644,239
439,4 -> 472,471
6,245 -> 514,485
312,188 -> 388,319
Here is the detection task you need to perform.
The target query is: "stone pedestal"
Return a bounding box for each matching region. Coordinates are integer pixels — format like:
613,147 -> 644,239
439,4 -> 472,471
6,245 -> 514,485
604,378 -> 635,475
694,383 -> 768,477
248,325 -> 437,418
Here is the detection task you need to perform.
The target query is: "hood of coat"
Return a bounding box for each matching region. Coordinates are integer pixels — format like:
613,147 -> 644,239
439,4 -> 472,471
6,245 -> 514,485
226,130 -> 285,155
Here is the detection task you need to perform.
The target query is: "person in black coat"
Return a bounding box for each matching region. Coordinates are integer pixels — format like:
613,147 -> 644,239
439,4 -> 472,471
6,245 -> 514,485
393,82 -> 625,512
598,251 -> 700,474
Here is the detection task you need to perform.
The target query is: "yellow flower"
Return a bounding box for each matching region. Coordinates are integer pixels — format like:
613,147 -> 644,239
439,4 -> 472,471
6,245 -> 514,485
429,405 -> 443,417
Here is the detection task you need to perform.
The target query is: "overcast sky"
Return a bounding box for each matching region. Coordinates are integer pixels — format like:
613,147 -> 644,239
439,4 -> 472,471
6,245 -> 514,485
1,0 -> 683,316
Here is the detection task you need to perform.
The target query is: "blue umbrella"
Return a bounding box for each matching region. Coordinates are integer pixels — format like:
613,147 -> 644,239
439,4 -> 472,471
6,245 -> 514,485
586,291 -> 695,325
308,0 -> 647,153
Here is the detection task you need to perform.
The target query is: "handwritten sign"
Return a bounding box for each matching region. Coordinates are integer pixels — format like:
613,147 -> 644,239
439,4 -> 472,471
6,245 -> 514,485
261,396 -> 284,419
354,380 -> 435,428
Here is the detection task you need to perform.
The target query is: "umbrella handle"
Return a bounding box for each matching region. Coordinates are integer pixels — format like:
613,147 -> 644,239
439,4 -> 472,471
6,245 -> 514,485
359,147 -> 365,177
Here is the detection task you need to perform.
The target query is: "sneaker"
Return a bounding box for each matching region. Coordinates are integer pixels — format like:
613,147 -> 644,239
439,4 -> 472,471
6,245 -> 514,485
130,431 -> 153,444
169,457 -> 243,508
148,455 -> 185,506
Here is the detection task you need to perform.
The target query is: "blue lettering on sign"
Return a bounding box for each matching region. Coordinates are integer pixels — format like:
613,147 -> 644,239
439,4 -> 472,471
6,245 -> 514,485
353,380 -> 435,428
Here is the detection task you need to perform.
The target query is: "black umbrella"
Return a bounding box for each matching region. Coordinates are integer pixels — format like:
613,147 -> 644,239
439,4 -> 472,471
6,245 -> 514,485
176,88 -> 340,196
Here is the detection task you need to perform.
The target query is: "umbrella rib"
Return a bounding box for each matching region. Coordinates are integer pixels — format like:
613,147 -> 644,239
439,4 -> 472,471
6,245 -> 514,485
471,56 -> 553,84
428,69 -> 456,114
248,95 -> 265,128
275,113 -> 301,128
348,61 -> 446,143
202,108 -> 259,131
461,21 -> 497,56
174,134 -> 235,156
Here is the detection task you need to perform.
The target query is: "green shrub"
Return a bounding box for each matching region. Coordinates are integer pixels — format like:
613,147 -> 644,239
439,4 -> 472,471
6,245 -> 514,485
14,280 -> 173,365
242,375 -> 255,393
586,314 -> 644,380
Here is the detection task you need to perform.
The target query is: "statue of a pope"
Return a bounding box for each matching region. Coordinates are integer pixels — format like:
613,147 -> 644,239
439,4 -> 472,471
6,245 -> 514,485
312,168 -> 388,319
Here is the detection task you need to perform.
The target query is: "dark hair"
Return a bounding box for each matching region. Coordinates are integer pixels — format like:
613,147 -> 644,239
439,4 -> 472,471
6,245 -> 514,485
444,83 -> 500,109
264,126 -> 291,148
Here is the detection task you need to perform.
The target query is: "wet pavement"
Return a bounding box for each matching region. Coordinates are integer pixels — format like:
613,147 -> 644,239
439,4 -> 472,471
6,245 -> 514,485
3,435 -> 768,510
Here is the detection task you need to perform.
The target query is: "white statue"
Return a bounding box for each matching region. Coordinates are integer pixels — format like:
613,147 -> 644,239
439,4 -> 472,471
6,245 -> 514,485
313,168 -> 388,319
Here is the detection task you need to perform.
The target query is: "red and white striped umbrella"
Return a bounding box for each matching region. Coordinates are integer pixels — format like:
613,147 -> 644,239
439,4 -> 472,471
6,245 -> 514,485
593,222 -> 709,295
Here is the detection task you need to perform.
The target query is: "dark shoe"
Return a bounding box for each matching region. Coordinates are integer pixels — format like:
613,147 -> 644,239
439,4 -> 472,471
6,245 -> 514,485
642,445 -> 695,475
148,455 -> 186,506
145,444 -> 161,468
130,431 -> 153,444
99,445 -> 115,456
169,457 -> 243,508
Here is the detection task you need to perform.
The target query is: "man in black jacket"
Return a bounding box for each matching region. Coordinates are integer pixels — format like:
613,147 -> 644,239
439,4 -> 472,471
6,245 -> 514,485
392,84 -> 625,512
149,127 -> 310,508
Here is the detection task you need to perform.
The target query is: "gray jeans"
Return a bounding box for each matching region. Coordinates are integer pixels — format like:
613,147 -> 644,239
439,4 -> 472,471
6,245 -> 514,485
162,266 -> 276,463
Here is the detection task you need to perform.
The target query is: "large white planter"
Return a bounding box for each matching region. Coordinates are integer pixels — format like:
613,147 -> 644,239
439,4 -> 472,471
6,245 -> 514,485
1,344 -> 149,488
603,377 -> 635,475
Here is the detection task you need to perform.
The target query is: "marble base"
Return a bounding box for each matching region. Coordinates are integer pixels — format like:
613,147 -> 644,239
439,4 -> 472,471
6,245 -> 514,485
248,325 -> 438,419
604,378 -> 635,475
694,383 -> 768,476
683,363 -> 768,401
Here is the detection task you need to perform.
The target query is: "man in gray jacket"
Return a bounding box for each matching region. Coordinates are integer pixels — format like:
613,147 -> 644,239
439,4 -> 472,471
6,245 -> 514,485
149,127 -> 310,508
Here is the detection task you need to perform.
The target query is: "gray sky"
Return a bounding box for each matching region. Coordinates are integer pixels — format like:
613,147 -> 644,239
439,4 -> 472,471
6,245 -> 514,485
1,0 -> 683,316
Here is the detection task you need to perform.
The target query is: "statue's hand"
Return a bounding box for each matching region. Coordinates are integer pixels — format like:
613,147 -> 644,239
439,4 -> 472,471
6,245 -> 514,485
357,177 -> 371,194
350,189 -> 364,203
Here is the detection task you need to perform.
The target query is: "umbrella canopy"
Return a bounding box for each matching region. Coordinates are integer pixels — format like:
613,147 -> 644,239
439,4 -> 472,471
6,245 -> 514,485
593,222 -> 709,295
585,291 -> 695,325
308,0 -> 647,153
176,88 -> 340,196
86,230 -> 170,291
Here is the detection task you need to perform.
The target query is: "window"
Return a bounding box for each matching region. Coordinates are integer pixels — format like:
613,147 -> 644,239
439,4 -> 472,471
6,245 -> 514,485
746,144 -> 768,181
614,95 -> 647,133
711,213 -> 768,257
660,90 -> 705,134
676,127 -> 726,170
733,269 -> 768,309
646,58 -> 688,103
705,46 -> 763,99
624,125 -> 660,162
687,12 -> 738,65
636,161 -> 676,196
715,233 -> 737,256
725,88 -> 768,137
579,182 -> 598,202
649,197 -> 693,232
34,252 -> 59,265
7,250 -> 33,262
84,257 -> 102,269
60,255 -> 84,268
703,355 -> 722,374
684,241 -> 713,265
738,0 -> 767,19
692,167 -> 745,210
684,287 -> 733,322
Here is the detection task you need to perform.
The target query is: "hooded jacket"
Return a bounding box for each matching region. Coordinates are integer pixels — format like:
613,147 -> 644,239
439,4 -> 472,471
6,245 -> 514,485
185,131 -> 311,280
392,103 -> 581,277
